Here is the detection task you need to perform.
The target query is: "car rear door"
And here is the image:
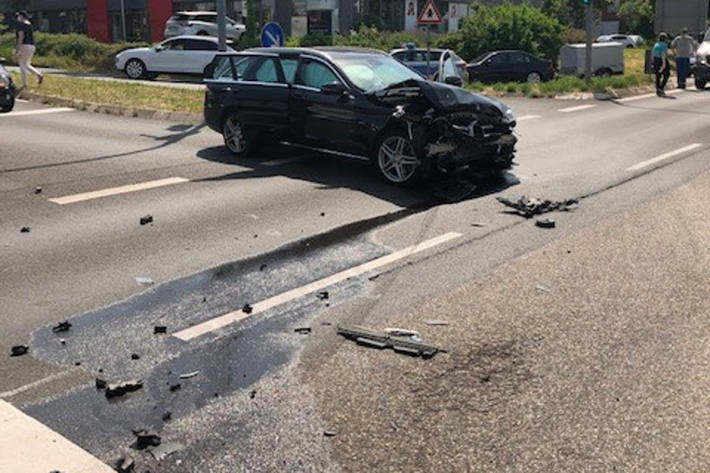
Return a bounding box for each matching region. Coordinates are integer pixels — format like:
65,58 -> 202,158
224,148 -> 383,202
288,56 -> 367,157
205,53 -> 290,137
183,38 -> 218,74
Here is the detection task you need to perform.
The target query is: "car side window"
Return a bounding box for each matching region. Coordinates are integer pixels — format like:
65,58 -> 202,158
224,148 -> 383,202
297,60 -> 340,89
253,59 -> 279,83
511,53 -> 530,64
280,58 -> 298,83
212,56 -> 235,80
490,53 -> 507,65
163,39 -> 185,51
184,39 -> 217,51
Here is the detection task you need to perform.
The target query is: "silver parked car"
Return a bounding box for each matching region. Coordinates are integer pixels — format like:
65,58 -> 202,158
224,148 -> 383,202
164,11 -> 245,41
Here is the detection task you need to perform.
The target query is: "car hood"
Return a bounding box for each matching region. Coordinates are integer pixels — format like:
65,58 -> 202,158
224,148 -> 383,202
372,79 -> 510,118
117,47 -> 152,57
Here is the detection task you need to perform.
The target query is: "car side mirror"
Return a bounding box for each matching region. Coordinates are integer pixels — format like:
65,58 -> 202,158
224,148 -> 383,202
444,76 -> 463,87
321,82 -> 346,95
155,45 -> 164,52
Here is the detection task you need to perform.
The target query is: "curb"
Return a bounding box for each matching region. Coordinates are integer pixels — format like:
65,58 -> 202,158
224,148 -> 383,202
19,91 -> 203,124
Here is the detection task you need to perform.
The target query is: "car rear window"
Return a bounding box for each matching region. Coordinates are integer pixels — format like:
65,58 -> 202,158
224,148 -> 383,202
212,55 -> 284,83
195,14 -> 217,23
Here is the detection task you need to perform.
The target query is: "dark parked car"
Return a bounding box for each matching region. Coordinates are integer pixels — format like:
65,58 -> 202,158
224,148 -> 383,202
0,57 -> 16,113
467,50 -> 554,83
204,47 -> 517,186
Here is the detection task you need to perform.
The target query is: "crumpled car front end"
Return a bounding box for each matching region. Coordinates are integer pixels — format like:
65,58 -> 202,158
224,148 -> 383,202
373,80 -> 517,180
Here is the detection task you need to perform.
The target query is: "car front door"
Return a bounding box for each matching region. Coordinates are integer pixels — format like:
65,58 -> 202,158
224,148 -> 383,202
289,56 -> 366,157
438,50 -> 464,86
509,52 -> 532,81
152,38 -> 187,72
183,38 -> 218,74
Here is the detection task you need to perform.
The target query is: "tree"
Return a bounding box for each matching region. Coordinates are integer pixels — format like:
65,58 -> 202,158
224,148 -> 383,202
618,0 -> 654,37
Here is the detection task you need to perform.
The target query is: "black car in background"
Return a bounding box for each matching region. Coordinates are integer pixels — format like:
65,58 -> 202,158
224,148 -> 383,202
204,47 -> 517,186
466,50 -> 554,84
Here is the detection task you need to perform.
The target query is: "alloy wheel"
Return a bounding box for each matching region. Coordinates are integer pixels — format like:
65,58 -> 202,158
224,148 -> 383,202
223,116 -> 247,154
526,72 -> 541,83
377,136 -> 419,184
125,60 -> 144,79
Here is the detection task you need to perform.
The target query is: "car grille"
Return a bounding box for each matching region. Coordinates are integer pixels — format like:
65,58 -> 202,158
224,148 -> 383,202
447,112 -> 513,139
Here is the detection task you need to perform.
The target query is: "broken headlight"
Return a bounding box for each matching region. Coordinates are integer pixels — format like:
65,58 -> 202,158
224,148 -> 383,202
502,107 -> 515,124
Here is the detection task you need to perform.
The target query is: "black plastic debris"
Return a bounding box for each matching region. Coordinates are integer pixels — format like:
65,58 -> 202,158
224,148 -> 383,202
536,218 -> 556,229
202,296 -> 207,303
115,456 -> 134,473
34,187 -> 42,194
105,379 -> 143,398
132,429 -> 161,449
323,430 -> 337,437
59,338 -> 66,345
139,215 -> 153,225
74,361 -> 81,366
496,196 -> 578,218
242,303 -> 253,314
153,325 -> 167,334
95,378 -> 107,389
320,212 -> 325,217
52,321 -> 71,333
294,327 -> 312,335
249,390 -> 257,399
20,227 -> 30,233
259,264 -> 267,271
316,291 -> 329,301
130,353 -> 140,360
169,383 -> 181,392
162,411 -> 172,422
10,345 -> 28,357
337,326 -> 444,359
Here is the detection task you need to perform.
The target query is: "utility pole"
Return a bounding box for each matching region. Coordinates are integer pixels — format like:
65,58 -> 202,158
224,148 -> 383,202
584,0 -> 593,81
217,0 -> 227,51
120,0 -> 126,42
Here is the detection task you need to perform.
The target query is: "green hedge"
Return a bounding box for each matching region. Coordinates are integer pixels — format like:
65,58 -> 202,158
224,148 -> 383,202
285,26 -> 445,53
0,33 -> 147,72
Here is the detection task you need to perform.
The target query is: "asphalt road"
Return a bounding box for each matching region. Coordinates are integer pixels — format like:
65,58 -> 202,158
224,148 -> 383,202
0,89 -> 708,472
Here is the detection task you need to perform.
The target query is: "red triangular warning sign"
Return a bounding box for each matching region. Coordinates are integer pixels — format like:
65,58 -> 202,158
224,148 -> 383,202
418,0 -> 442,24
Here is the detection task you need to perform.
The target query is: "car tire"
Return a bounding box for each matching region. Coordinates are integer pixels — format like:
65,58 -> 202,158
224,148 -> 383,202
222,114 -> 253,156
124,59 -> 146,79
695,78 -> 706,90
374,131 -> 421,186
0,90 -> 15,113
595,67 -> 612,77
526,71 -> 542,83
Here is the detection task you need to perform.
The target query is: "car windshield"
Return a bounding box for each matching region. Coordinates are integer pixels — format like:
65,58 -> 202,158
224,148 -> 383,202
331,54 -> 423,93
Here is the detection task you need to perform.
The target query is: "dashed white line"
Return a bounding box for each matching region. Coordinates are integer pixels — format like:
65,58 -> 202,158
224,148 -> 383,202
0,400 -> 114,473
173,231 -> 463,341
558,104 -> 597,113
0,107 -> 74,117
627,143 -> 703,171
517,115 -> 541,121
0,370 -> 75,399
615,88 -> 686,103
48,177 -> 189,205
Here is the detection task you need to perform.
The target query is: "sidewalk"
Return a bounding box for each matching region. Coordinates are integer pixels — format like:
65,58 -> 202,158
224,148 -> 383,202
306,170 -> 710,472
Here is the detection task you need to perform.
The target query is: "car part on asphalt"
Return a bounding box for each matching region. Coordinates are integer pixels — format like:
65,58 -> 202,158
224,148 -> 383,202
132,429 -> 162,449
316,291 -> 329,300
135,277 -> 154,286
10,344 -> 29,356
105,379 -> 143,398
337,325 -> 445,358
383,328 -> 421,338
179,370 -> 199,379
169,383 -> 182,392
496,196 -> 578,218
34,186 -> 42,194
535,284 -> 551,293
51,321 -> 72,333
20,226 -> 30,233
242,303 -> 253,314
162,411 -> 172,421
139,215 -> 153,225
536,218 -> 556,228
154,325 -> 167,334
95,377 -> 107,389
114,456 -> 135,473
423,319 -> 450,326
294,327 -> 312,334
323,430 -> 337,437
148,441 -> 183,461
130,353 -> 140,360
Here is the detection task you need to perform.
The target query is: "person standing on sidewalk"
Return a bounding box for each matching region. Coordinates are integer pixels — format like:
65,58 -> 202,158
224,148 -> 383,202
14,10 -> 43,92
671,28 -> 697,89
652,32 -> 670,96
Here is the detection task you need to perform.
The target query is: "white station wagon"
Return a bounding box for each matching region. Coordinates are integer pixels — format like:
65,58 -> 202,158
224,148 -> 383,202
115,35 -> 235,79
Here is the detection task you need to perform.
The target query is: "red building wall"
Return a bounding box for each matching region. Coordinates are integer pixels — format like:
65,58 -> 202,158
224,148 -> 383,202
87,0 -> 110,42
147,0 -> 174,42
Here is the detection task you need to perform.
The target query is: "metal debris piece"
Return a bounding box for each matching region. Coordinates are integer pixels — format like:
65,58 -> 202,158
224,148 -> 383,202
179,371 -> 199,379
95,378 -> 107,389
316,291 -> 329,300
162,411 -> 172,422
154,325 -> 167,334
105,379 -> 143,398
294,327 -> 311,334
10,345 -> 28,357
52,321 -> 71,333
242,303 -> 253,314
148,441 -> 183,461
20,226 -> 30,233
59,338 -> 66,345
470,222 -> 486,227
535,284 -> 551,293
132,429 -> 161,449
169,383 -> 181,392
135,276 -> 154,286
496,196 -> 578,218
34,187 -> 42,194
383,328 -> 421,338
323,430 -> 337,437
139,215 -> 153,225
424,319 -> 450,326
536,218 -> 556,229
337,326 -> 444,359
115,456 -> 134,473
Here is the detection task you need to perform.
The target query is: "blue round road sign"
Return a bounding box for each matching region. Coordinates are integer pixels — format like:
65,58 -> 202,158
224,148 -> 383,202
260,22 -> 284,47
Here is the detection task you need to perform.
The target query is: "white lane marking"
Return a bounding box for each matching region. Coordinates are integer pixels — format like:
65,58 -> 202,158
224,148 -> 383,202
174,232 -> 463,341
627,143 -> 703,171
0,107 -> 74,117
0,370 -> 75,399
558,104 -> 597,113
16,98 -> 29,103
261,155 -> 310,167
0,400 -> 114,473
517,115 -> 541,121
48,177 -> 189,205
615,92 -> 658,103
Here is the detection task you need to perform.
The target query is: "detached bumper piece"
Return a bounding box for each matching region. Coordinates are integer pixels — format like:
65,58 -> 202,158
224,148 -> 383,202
337,325 -> 445,359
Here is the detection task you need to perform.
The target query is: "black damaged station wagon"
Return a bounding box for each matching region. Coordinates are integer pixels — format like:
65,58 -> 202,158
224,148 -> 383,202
204,47 -> 517,186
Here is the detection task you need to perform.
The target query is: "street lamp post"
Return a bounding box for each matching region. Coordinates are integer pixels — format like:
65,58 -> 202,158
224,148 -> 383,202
217,0 -> 227,51
120,0 -> 127,42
